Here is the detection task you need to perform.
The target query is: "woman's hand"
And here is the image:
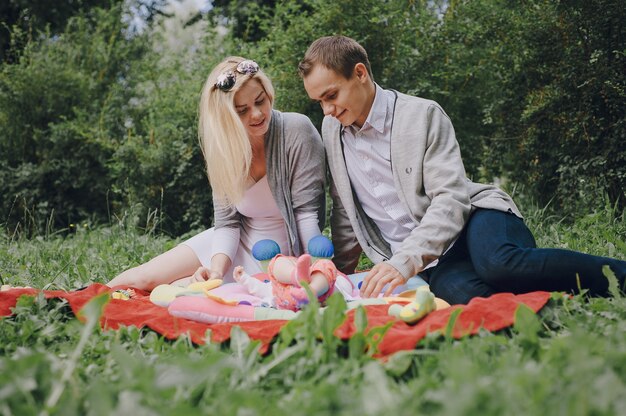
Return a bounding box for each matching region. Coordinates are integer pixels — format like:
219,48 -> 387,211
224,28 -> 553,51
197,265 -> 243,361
360,262 -> 405,298
191,267 -> 223,282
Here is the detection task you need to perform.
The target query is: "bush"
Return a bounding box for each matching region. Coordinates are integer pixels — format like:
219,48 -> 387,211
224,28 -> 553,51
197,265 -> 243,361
0,6 -> 148,235
0,5 -> 220,236
3,0 -> 624,238
217,0 -> 626,217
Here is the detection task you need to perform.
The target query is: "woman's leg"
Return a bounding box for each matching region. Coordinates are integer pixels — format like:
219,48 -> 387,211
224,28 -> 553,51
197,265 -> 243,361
466,209 -> 626,295
107,244 -> 202,291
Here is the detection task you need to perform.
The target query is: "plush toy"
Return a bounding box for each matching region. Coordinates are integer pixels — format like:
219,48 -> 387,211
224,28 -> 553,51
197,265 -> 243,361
151,237 -> 341,312
249,236 -> 340,311
308,235 -> 334,261
111,288 -> 136,300
251,239 -> 281,273
267,253 -> 337,311
388,285 -> 447,324
168,296 -> 298,324
150,279 -> 223,307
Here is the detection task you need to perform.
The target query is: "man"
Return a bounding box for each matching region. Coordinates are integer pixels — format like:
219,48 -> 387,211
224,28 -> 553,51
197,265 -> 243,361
298,35 -> 625,303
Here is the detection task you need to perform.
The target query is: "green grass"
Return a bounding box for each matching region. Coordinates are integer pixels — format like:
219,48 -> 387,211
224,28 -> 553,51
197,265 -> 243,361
1,205 -> 625,415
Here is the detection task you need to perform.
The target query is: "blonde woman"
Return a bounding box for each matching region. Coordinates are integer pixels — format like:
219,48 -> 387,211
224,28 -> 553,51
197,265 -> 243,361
108,57 -> 325,290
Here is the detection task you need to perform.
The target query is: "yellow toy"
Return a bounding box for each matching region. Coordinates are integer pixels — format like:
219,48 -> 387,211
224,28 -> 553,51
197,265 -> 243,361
388,285 -> 448,324
150,280 -> 224,307
111,288 -> 136,300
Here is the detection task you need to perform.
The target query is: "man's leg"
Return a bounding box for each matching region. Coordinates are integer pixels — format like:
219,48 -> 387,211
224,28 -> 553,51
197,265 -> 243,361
425,228 -> 496,305
465,209 -> 626,295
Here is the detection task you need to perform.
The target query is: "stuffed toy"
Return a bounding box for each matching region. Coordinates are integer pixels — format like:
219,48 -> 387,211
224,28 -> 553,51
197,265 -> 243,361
388,285 -> 450,324
251,239 -> 281,273
151,236 -> 450,324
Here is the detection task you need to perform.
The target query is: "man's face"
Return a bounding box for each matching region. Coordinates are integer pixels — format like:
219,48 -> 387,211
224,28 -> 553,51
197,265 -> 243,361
303,64 -> 372,129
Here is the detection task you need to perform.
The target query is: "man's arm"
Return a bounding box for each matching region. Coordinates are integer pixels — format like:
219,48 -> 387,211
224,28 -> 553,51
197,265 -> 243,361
361,104 -> 471,297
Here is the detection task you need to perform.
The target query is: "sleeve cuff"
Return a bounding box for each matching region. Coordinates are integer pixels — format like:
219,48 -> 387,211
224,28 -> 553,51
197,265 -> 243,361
387,255 -> 419,281
295,211 -> 321,252
210,226 -> 240,263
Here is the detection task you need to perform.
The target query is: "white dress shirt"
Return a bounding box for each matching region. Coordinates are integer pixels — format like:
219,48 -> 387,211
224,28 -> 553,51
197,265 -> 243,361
342,85 -> 415,255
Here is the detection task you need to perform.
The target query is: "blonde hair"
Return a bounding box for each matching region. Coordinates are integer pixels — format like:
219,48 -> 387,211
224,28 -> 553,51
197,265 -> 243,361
198,56 -> 275,205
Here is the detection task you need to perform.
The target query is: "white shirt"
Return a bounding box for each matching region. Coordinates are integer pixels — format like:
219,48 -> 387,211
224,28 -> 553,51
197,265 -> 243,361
341,85 -> 415,255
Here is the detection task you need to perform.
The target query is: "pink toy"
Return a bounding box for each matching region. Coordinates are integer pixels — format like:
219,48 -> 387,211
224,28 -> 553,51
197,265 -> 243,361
168,295 -> 297,324
167,237 -> 342,323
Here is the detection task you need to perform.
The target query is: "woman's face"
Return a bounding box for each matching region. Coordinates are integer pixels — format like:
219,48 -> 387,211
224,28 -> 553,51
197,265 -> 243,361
234,79 -> 272,141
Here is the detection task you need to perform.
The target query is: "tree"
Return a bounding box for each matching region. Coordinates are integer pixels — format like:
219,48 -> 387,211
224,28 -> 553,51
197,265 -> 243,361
0,5 -> 150,234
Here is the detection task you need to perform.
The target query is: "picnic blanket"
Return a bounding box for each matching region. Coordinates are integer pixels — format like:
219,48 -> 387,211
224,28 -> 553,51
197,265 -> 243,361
0,284 -> 551,357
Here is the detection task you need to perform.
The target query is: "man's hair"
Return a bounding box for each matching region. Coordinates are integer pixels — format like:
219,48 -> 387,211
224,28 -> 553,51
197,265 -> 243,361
298,35 -> 373,80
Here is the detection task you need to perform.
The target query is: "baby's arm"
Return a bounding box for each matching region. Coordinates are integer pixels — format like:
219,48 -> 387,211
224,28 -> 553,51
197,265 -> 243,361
233,266 -> 273,299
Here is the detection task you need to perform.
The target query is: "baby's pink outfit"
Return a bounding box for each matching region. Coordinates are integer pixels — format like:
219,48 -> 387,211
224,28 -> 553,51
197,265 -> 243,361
268,255 -> 338,311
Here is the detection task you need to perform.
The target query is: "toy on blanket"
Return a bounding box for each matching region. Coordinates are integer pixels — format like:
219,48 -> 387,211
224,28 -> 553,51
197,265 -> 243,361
168,295 -> 298,324
150,279 -> 223,307
388,285 -> 438,324
308,235 -> 334,261
252,239 -> 281,273
111,288 -> 137,300
249,235 -> 339,311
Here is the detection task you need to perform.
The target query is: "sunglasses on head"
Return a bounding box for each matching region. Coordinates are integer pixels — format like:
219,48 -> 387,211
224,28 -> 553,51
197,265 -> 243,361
214,60 -> 260,92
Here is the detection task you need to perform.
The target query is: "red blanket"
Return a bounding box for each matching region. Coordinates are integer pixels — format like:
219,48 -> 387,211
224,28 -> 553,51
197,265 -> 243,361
0,284 -> 550,357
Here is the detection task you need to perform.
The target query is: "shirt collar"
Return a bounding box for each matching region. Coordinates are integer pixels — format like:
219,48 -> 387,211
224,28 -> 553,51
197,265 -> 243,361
367,84 -> 387,134
347,83 -> 387,135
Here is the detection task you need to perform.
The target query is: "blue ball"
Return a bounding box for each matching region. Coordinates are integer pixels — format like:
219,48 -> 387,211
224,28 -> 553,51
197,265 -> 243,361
308,235 -> 334,258
252,239 -> 281,261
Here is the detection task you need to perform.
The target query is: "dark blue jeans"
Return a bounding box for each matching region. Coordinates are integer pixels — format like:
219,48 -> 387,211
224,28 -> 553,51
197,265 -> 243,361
422,209 -> 626,305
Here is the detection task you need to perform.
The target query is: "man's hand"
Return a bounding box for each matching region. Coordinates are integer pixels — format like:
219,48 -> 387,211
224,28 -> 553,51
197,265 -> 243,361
360,262 -> 405,298
191,267 -> 223,282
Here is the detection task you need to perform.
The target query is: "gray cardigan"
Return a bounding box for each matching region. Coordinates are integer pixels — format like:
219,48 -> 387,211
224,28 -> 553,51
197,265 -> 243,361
213,110 -> 326,256
322,90 -> 521,278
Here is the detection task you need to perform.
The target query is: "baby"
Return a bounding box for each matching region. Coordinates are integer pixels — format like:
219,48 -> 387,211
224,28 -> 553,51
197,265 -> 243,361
233,253 -> 338,311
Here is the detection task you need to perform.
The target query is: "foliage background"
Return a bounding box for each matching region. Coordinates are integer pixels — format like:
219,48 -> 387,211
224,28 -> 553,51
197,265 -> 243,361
1,2 -> 625,413
1,0 -> 624,237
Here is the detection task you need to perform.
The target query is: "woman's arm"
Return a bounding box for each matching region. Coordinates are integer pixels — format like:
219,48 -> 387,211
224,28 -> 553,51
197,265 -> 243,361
209,195 -> 242,270
209,253 -> 231,278
286,114 -> 327,247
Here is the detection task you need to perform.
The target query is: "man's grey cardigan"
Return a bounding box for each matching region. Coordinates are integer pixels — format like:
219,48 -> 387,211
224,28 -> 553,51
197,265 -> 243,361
322,90 -> 521,279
